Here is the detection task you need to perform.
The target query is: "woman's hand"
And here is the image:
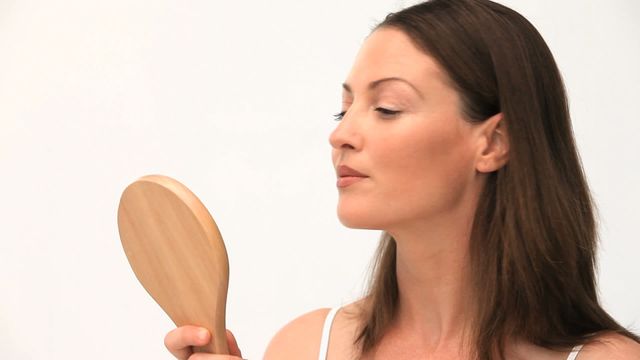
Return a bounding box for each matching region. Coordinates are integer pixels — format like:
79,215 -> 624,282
164,326 -> 244,360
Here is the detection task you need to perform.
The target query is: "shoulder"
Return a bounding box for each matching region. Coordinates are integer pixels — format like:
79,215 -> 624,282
263,307 -> 332,360
577,332 -> 640,360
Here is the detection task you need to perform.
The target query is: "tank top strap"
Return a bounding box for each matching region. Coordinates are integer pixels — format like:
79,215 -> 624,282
566,344 -> 584,360
318,307 -> 340,360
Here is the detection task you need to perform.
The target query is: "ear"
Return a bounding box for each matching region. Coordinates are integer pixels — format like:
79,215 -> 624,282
475,112 -> 509,173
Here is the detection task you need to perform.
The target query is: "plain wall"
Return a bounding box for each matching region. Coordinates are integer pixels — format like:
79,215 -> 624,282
0,0 -> 638,359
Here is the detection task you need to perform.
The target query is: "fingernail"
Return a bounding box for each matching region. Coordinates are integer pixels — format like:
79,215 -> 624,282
198,329 -> 208,342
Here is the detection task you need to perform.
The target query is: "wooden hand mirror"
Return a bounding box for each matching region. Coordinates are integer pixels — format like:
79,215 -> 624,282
117,175 -> 229,354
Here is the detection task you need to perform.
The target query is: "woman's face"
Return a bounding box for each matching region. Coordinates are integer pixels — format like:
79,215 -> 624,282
329,27 -> 484,232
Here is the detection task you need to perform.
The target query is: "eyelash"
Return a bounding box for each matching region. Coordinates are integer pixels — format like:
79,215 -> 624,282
332,107 -> 401,121
332,111 -> 346,121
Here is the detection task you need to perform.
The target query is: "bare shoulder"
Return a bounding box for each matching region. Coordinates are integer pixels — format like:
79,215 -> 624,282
263,307 -> 332,360
578,332 -> 640,360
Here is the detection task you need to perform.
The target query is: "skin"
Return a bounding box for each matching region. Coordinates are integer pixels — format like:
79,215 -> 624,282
164,27 -> 640,360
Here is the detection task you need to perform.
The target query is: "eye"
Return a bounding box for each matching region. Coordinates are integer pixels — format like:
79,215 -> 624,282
332,110 -> 346,121
375,107 -> 401,118
333,107 -> 401,121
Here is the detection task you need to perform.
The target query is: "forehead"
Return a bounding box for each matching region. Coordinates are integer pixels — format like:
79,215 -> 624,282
344,27 -> 449,93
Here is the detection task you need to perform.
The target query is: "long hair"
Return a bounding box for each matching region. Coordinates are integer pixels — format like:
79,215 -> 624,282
351,1 -> 639,359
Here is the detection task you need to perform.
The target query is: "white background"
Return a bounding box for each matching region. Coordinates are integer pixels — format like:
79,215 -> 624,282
0,0 -> 638,359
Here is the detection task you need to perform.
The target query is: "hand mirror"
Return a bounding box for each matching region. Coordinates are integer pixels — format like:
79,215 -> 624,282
117,175 -> 229,354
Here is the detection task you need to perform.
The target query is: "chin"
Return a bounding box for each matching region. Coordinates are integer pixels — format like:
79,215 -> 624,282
336,203 -> 385,230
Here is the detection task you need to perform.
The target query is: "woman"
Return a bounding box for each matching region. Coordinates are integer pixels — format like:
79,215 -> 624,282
164,0 -> 640,359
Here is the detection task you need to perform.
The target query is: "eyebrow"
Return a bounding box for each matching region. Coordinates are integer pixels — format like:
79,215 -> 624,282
341,77 -> 424,99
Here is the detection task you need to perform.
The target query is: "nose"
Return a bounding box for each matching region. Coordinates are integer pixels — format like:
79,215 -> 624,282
328,109 -> 363,152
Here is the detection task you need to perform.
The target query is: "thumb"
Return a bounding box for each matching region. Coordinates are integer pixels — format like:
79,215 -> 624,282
226,329 -> 242,357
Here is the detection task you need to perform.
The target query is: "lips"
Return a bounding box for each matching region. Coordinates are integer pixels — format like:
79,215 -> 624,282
336,165 -> 368,188
337,165 -> 368,178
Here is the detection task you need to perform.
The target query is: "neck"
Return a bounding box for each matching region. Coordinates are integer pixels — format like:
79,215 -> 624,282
386,192 -> 479,353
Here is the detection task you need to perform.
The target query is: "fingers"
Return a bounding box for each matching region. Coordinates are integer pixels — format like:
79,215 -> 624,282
164,326 -> 211,360
164,326 -> 244,360
226,329 -> 243,358
187,354 -> 243,360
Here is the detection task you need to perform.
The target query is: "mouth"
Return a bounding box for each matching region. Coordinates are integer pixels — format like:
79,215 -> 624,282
337,175 -> 368,188
337,165 -> 367,177
336,165 -> 368,188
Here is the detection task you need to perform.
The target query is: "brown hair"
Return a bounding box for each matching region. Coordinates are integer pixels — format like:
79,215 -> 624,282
352,0 -> 640,359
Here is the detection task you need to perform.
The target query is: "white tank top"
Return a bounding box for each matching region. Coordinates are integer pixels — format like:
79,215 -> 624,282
318,307 -> 584,360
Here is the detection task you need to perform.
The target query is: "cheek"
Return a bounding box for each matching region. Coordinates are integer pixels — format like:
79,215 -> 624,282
374,123 -> 476,219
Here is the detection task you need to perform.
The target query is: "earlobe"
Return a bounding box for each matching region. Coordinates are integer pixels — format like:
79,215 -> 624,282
476,113 -> 509,173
